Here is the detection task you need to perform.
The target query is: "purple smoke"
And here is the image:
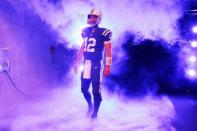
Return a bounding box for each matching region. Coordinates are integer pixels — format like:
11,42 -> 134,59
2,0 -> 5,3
0,0 -> 190,130
7,0 -> 183,47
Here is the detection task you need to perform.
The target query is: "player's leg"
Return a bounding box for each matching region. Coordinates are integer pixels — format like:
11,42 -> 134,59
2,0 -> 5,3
91,82 -> 102,118
91,61 -> 102,118
81,77 -> 93,114
81,60 -> 93,114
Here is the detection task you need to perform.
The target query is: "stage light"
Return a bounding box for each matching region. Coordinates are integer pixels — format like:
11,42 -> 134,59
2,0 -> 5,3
192,26 -> 197,33
186,69 -> 196,78
191,41 -> 197,48
188,55 -> 196,63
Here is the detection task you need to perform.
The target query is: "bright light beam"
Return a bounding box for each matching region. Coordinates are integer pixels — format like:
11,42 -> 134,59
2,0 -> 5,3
186,69 -> 196,78
191,41 -> 197,48
188,55 -> 196,63
192,26 -> 197,33
62,21 -> 86,48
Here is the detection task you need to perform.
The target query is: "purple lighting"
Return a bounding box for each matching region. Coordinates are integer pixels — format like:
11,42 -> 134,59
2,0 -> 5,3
1,0 -> 196,130
192,26 -> 197,33
0,48 -> 9,72
186,69 -> 196,78
188,55 -> 196,63
191,41 -> 197,48
0,88 -> 176,130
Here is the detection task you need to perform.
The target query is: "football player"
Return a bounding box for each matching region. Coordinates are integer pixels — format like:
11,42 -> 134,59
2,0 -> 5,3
74,9 -> 112,119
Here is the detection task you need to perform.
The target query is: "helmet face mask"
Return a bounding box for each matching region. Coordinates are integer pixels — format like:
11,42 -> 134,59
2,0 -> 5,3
87,14 -> 98,19
87,9 -> 102,27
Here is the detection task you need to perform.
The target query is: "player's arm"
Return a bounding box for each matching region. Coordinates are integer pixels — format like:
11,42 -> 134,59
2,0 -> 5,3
104,41 -> 112,76
74,41 -> 85,74
76,41 -> 85,65
74,27 -> 87,74
103,29 -> 112,76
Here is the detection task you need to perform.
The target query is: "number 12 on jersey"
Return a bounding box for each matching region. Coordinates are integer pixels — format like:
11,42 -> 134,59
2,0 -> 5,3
84,37 -> 96,52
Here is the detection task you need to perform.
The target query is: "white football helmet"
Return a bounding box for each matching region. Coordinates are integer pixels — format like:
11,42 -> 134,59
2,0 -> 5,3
87,9 -> 102,27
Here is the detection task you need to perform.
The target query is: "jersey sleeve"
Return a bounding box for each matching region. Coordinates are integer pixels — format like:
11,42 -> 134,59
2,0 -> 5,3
102,29 -> 112,41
